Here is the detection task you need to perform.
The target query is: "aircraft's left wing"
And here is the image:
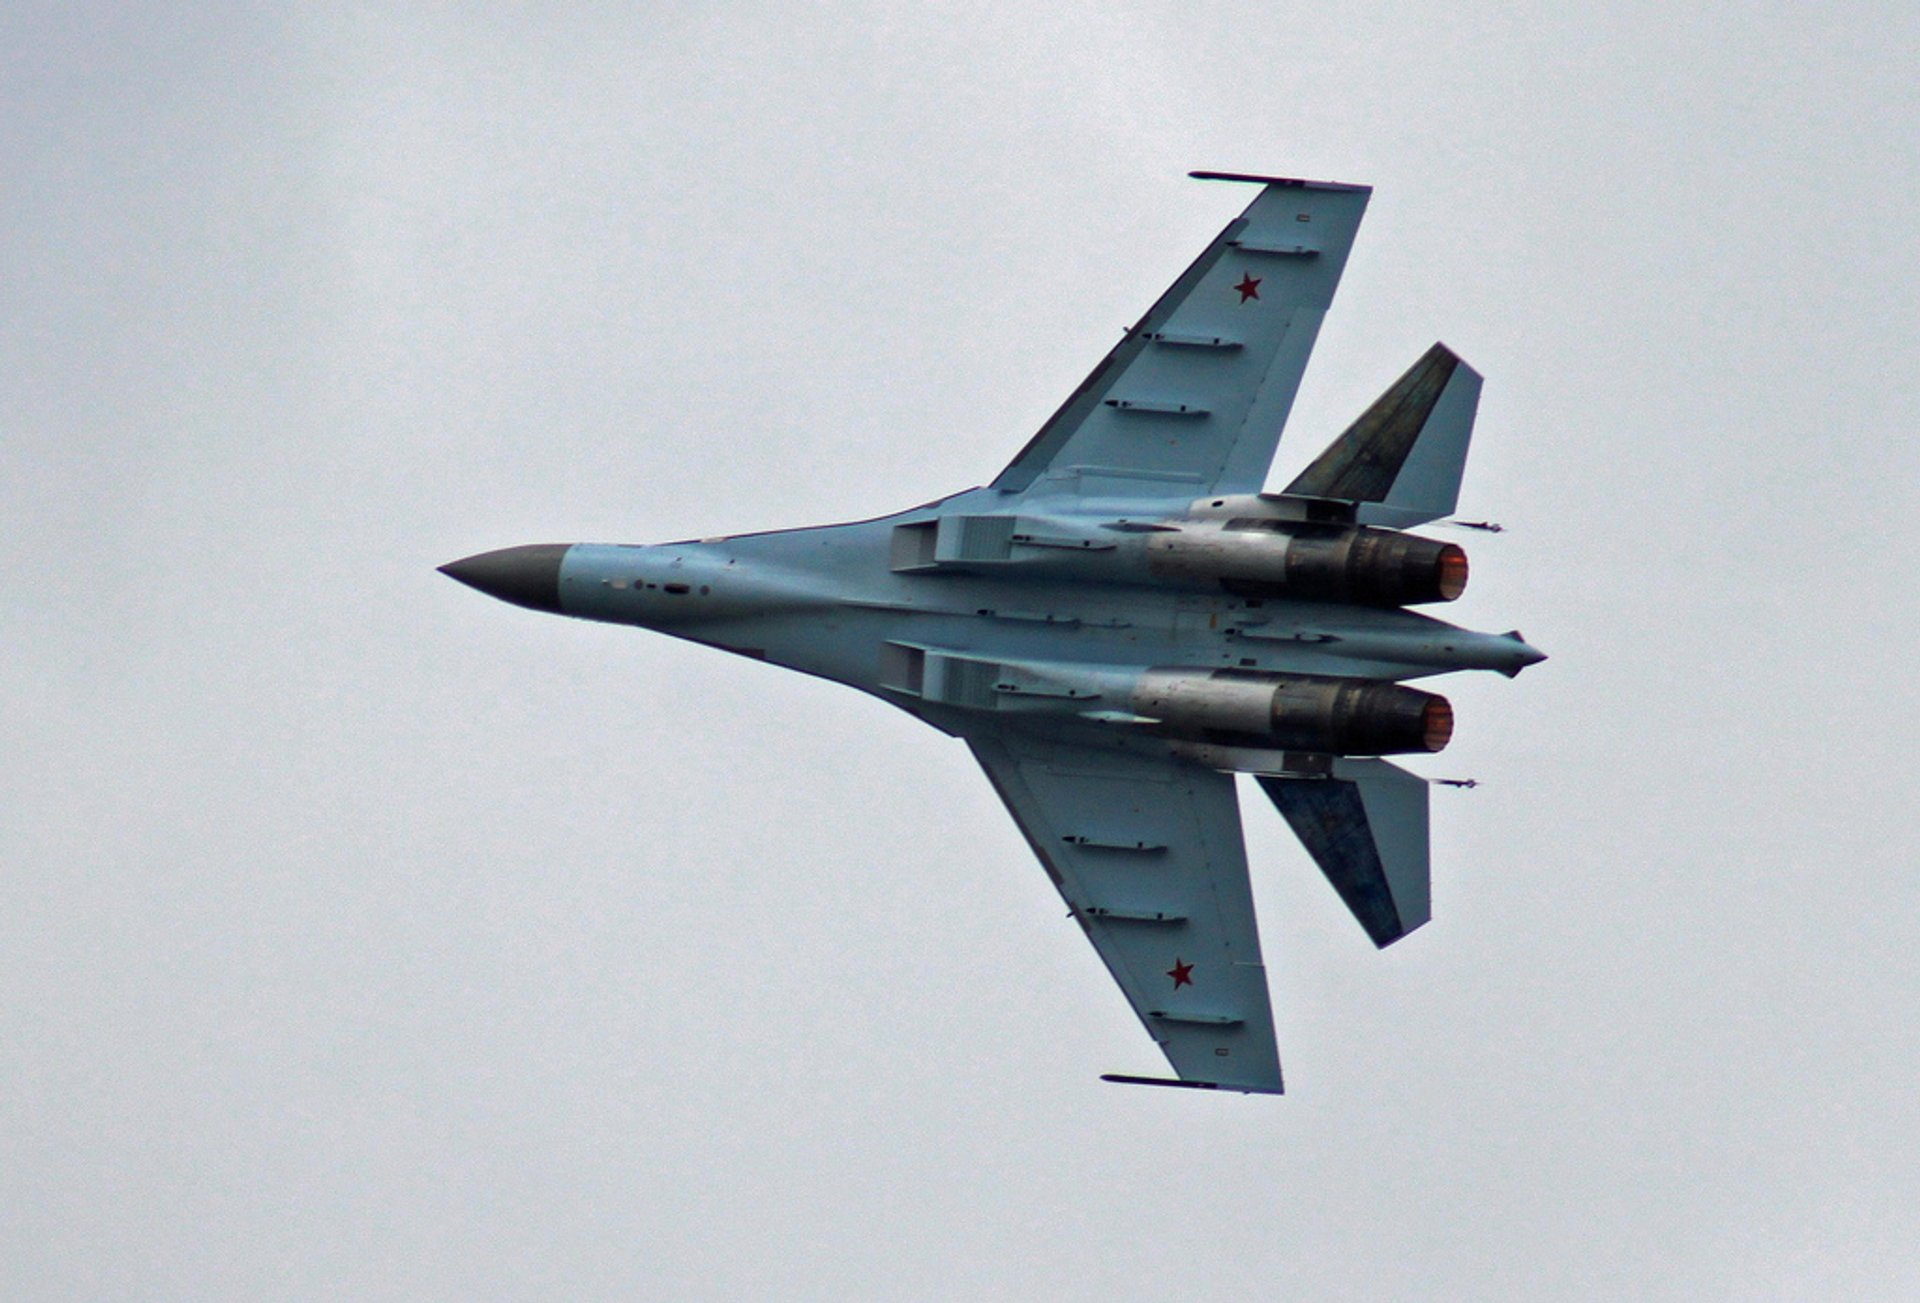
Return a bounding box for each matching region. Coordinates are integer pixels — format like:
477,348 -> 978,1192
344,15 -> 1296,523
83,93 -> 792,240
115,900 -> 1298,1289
965,727 -> 1283,1094
991,173 -> 1370,502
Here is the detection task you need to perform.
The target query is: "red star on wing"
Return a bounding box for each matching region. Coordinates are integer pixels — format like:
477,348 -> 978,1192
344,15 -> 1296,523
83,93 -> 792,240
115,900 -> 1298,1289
1166,958 -> 1194,988
1233,273 -> 1262,303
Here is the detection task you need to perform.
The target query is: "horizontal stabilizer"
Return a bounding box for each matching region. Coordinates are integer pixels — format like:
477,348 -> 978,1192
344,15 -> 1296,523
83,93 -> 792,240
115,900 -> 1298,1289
1282,343 -> 1481,527
1257,758 -> 1431,948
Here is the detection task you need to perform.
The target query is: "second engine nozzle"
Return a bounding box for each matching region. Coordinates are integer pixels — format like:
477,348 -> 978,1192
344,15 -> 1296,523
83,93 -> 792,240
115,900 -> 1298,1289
1147,523 -> 1468,605
1132,669 -> 1452,755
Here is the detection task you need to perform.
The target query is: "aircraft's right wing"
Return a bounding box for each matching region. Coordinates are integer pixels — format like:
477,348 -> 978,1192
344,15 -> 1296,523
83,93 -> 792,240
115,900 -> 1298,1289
965,727 -> 1283,1094
991,173 -> 1370,502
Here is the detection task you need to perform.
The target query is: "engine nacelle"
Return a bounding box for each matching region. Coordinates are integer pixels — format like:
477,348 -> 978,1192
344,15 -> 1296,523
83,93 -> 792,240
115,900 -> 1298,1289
1145,522 -> 1467,606
1131,669 -> 1452,755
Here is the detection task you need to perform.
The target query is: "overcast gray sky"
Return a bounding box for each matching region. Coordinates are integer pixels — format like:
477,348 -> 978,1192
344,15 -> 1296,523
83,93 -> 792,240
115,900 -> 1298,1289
7,3 -> 1920,1298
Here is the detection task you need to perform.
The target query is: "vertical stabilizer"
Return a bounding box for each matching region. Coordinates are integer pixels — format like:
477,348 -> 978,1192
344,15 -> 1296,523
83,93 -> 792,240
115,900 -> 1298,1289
1257,758 -> 1431,947
1281,343 -> 1481,527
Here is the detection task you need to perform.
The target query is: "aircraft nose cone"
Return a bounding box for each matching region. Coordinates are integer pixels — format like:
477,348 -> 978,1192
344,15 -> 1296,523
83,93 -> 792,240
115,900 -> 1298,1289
438,544 -> 572,613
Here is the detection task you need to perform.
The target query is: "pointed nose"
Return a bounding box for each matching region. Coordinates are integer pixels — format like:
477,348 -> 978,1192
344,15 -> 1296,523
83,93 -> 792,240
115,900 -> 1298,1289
438,544 -> 572,613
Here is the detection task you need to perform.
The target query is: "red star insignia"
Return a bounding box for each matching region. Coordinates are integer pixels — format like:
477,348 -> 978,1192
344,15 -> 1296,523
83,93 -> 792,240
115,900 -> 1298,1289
1167,958 -> 1194,988
1233,273 -> 1262,303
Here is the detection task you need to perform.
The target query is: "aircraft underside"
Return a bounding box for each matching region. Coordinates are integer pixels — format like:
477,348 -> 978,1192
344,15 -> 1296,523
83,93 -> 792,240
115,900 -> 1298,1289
443,172 -> 1542,1095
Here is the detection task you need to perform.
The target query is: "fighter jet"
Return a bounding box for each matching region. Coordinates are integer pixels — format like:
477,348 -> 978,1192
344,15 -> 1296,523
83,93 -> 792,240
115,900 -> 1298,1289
442,172 -> 1542,1095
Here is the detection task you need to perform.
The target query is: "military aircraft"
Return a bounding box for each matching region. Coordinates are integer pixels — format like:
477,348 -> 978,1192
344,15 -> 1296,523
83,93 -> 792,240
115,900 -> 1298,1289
442,172 -> 1542,1095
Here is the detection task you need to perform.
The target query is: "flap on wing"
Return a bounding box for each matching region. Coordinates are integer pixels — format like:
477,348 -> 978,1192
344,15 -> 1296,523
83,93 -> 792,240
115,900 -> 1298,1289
1257,757 -> 1431,948
966,730 -> 1283,1094
1281,343 -> 1482,527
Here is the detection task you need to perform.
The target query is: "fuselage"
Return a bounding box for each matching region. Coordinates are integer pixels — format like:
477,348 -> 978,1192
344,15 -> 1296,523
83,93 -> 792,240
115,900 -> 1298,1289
467,487 -> 1542,747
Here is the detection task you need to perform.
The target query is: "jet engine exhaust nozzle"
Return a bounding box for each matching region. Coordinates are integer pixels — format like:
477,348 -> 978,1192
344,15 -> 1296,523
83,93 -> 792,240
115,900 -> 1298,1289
1147,525 -> 1469,606
1132,670 -> 1453,755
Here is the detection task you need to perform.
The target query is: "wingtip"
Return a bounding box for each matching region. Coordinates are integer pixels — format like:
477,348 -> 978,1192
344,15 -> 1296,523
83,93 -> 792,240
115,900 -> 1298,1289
1188,170 -> 1372,194
1101,1073 -> 1285,1096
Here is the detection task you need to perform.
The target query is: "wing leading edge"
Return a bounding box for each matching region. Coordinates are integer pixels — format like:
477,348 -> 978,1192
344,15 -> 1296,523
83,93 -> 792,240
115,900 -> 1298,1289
965,728 -> 1283,1094
991,174 -> 1371,502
